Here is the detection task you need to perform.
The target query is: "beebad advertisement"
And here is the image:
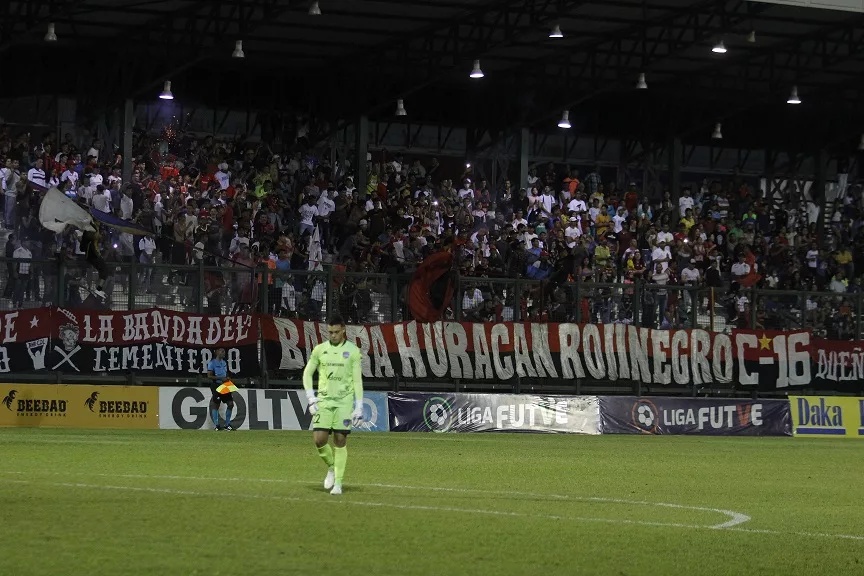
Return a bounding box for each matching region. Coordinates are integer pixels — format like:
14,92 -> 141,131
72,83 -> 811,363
0,383 -> 158,429
158,387 -> 390,431
388,392 -> 601,434
599,396 -> 792,436
790,396 -> 864,438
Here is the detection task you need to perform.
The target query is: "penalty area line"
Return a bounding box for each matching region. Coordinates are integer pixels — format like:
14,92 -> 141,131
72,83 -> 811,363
0,469 -> 747,528
6,475 -> 864,542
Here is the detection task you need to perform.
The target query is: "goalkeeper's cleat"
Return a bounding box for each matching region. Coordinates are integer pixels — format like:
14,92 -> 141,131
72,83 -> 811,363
224,424 -> 234,431
330,483 -> 342,495
323,468 -> 335,490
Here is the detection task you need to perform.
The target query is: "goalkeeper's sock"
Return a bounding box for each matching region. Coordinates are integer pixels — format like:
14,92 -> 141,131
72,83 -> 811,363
225,407 -> 233,426
334,446 -> 347,485
210,408 -> 219,427
317,444 -> 335,468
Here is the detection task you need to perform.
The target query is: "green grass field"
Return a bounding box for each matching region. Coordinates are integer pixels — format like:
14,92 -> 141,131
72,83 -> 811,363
1,429 -> 863,576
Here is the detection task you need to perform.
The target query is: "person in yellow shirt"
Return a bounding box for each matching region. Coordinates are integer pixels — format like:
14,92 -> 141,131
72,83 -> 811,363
834,247 -> 853,277
679,208 -> 695,233
594,211 -> 611,240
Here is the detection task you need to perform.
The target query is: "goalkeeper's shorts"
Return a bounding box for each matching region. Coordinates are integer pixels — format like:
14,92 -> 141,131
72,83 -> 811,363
312,399 -> 353,434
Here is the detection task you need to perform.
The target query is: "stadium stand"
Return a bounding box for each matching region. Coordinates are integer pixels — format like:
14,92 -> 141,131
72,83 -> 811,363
0,126 -> 861,341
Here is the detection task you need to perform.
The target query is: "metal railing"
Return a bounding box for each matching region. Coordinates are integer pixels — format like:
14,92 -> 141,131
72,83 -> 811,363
2,256 -> 861,394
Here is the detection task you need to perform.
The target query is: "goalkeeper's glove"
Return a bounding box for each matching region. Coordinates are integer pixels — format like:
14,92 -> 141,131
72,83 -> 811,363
306,389 -> 319,415
351,400 -> 364,427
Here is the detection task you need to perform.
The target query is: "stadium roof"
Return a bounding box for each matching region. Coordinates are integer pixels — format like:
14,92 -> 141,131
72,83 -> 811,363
4,0 -> 864,152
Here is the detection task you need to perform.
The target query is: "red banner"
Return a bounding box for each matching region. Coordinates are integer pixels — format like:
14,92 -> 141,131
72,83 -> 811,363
261,318 -> 862,392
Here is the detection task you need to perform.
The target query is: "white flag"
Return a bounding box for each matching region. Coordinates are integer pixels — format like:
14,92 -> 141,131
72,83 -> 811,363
308,225 -> 323,271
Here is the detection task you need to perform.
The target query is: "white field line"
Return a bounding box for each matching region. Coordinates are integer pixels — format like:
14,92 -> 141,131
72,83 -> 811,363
0,469 -> 747,528
5,477 -> 864,542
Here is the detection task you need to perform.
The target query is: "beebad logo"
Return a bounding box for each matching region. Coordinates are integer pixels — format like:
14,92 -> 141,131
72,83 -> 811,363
796,397 -> 844,435
631,399 -> 658,434
85,392 -> 99,411
2,389 -> 15,410
422,396 -> 453,432
14,396 -> 68,417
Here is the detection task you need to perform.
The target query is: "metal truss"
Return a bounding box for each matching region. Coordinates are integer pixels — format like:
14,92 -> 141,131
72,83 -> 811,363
73,0 -> 300,121
323,0 -> 590,120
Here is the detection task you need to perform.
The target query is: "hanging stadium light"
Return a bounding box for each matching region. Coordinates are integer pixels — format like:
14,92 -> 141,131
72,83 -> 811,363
395,99 -> 407,116
636,73 -> 648,89
712,39 -> 727,54
712,123 -> 723,140
858,134 -> 864,151
549,24 -> 564,38
747,30 -> 756,43
558,110 -> 572,129
470,60 -> 484,79
309,1 -> 322,16
232,40 -> 245,58
787,86 -> 801,104
44,23 -> 57,42
159,81 -> 174,100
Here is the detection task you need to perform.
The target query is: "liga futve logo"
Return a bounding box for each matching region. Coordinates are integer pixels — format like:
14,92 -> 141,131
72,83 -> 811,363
632,399 -> 658,433
423,396 -> 453,432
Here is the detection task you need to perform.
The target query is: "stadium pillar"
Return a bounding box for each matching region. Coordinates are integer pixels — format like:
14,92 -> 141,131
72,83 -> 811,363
669,137 -> 681,204
517,127 -> 529,191
121,98 -> 134,185
814,149 -> 827,242
355,115 -> 369,199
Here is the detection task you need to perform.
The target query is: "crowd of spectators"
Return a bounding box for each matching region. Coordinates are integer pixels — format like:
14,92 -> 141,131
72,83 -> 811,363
0,125 -> 862,337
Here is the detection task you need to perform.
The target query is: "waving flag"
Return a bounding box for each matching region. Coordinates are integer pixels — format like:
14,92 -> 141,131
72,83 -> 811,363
38,188 -> 96,234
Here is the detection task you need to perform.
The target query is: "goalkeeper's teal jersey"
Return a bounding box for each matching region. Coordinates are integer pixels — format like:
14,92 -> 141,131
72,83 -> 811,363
302,340 -> 363,404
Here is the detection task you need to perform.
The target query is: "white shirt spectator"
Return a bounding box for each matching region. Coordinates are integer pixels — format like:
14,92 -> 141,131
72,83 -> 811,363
317,193 -> 335,218
86,146 -> 100,162
612,213 -> 627,234
107,173 -> 122,187
215,167 -> 231,190
61,169 -> 79,189
829,278 -> 848,294
458,187 -> 474,201
681,266 -> 701,284
657,231 -> 674,245
679,195 -> 694,214
462,288 -> 484,311
539,193 -> 555,215
512,217 -> 527,230
89,173 -> 103,188
0,167 -> 14,195
139,236 -> 156,256
564,223 -> 582,247
120,195 -> 134,220
299,203 -> 319,226
13,246 -> 32,275
91,191 -> 110,213
731,262 -> 751,278
567,198 -> 586,214
27,167 -> 46,188
806,249 -> 819,268
651,246 -> 672,271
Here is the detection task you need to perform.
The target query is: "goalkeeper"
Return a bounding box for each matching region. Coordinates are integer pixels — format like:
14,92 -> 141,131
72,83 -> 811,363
303,314 -> 364,495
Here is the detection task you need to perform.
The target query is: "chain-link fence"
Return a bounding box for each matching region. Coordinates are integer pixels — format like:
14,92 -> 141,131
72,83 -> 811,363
3,257 -> 863,393
5,258 -> 862,338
